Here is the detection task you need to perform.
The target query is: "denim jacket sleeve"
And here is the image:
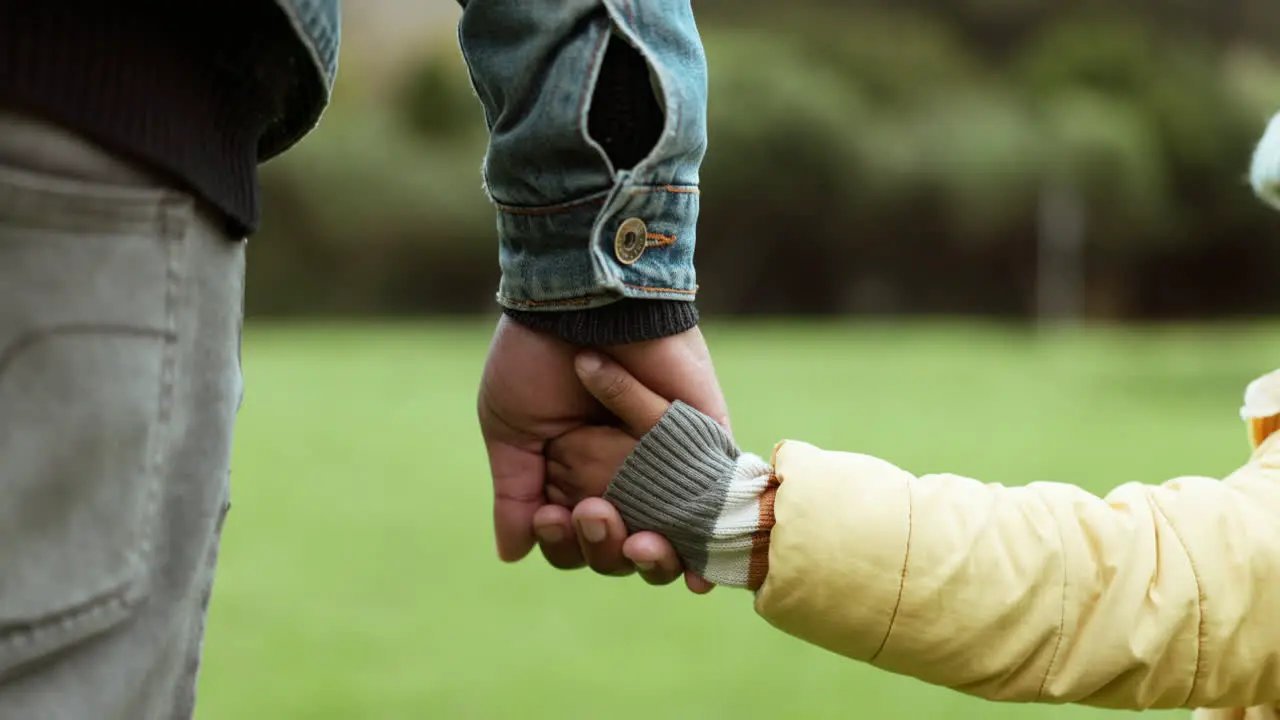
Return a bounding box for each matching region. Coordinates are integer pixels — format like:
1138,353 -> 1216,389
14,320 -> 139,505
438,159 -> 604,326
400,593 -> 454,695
457,0 -> 708,312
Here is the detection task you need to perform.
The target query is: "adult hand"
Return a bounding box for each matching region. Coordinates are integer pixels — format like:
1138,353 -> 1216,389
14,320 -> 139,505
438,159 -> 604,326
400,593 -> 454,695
477,314 -> 727,592
565,328 -> 728,592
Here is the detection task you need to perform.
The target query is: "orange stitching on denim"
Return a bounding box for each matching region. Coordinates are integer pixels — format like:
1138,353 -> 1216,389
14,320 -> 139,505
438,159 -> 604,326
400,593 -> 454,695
504,296 -> 596,309
645,232 -> 676,247
624,185 -> 699,196
501,284 -> 697,309
623,284 -> 696,294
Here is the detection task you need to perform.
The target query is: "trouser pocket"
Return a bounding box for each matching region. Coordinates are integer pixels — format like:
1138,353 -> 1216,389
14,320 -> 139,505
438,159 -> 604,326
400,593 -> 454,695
0,162 -> 188,679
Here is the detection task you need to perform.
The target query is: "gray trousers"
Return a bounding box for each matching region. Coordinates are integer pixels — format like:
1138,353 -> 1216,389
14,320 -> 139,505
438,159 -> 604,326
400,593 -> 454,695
0,110 -> 244,719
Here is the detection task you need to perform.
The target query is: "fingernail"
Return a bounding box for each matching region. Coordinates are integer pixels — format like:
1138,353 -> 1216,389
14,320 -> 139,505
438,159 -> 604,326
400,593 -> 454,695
535,525 -> 565,544
634,561 -> 656,572
575,353 -> 603,375
578,519 -> 607,544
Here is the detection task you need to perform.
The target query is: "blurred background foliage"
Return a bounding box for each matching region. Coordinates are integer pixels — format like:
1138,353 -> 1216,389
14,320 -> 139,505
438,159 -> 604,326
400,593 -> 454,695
250,0 -> 1280,320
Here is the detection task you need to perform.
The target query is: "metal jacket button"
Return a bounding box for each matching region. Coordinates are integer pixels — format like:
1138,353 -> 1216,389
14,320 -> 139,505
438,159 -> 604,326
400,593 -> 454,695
614,218 -> 647,265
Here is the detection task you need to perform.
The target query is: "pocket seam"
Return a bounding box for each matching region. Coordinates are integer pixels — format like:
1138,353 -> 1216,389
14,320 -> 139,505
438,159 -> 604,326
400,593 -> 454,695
0,333 -> 174,662
0,198 -> 188,663
0,164 -> 184,237
0,326 -> 176,380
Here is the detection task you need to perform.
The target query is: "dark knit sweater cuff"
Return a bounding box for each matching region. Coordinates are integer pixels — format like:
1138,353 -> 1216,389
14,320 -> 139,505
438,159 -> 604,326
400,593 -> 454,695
603,401 -> 776,590
503,299 -> 698,347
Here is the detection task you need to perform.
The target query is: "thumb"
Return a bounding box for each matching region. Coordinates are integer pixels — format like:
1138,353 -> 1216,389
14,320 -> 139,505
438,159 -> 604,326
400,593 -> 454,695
575,352 -> 671,437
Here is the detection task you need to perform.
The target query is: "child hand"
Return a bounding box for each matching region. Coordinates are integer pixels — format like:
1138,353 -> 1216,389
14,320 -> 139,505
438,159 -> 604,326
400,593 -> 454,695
551,352 -> 719,593
546,425 -> 638,507
545,352 -> 677,507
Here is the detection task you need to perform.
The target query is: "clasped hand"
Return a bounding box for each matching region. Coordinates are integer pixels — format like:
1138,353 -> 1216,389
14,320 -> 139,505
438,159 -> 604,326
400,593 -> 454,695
477,316 -> 728,592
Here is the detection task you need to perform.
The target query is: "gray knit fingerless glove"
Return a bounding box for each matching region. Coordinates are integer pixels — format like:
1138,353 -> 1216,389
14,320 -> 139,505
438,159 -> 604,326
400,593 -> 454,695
604,402 -> 777,590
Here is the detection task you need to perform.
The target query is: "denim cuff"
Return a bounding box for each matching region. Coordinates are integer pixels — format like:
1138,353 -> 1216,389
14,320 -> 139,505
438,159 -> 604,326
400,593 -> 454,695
494,181 -> 700,310
459,0 -> 708,312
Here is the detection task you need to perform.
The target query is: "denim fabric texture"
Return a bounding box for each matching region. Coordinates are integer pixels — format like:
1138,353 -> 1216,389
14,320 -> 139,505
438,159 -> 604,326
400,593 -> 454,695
274,0 -> 707,310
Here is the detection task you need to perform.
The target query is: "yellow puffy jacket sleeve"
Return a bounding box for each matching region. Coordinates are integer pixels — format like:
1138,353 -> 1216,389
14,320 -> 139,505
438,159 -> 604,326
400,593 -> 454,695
755,428 -> 1280,711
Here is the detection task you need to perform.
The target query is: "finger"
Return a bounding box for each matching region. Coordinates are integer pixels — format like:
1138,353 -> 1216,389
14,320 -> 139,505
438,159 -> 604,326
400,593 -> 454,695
621,532 -> 683,586
480,316 -> 596,563
574,353 -> 671,438
484,436 -> 545,563
572,498 -> 636,577
545,459 -> 586,508
607,327 -> 731,435
533,504 -> 586,570
684,571 -> 716,595
544,434 -> 570,465
545,458 -> 573,505
545,483 -> 573,508
623,533 -> 716,593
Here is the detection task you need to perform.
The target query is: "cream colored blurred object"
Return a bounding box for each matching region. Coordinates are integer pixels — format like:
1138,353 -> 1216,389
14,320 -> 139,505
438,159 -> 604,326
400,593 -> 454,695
1251,112 -> 1280,211
1241,369 -> 1280,449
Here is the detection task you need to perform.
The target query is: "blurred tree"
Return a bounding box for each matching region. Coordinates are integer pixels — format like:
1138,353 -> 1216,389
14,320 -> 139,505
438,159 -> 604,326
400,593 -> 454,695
247,3 -> 1280,320
396,48 -> 485,138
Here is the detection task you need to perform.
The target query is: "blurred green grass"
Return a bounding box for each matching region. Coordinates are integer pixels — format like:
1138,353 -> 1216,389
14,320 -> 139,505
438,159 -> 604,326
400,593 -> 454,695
196,320 -> 1278,719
